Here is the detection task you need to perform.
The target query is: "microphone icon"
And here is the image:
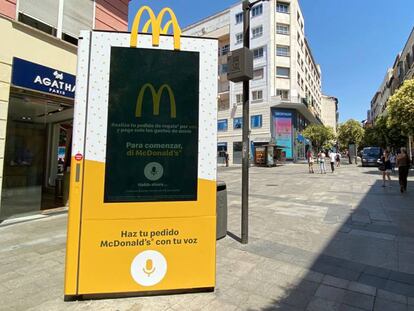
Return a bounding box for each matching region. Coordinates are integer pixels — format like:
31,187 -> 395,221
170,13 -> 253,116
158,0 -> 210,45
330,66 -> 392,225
143,259 -> 155,276
151,166 -> 157,176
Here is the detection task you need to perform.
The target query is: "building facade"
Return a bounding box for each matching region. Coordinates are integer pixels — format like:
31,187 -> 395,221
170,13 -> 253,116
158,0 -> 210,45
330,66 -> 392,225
321,95 -> 338,134
369,28 -> 414,122
0,0 -> 129,221
184,0 -> 324,165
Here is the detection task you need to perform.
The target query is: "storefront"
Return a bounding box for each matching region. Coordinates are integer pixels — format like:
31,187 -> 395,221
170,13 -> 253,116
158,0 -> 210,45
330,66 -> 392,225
271,109 -> 312,161
0,17 -> 77,221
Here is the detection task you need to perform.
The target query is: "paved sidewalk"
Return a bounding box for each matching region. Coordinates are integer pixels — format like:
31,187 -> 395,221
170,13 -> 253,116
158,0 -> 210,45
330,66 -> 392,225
1,164 -> 413,310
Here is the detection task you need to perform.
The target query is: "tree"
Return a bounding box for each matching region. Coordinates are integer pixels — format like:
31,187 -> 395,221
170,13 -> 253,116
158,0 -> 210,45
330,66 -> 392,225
361,115 -> 407,150
387,79 -> 414,157
302,124 -> 335,150
337,119 -> 365,150
387,79 -> 414,136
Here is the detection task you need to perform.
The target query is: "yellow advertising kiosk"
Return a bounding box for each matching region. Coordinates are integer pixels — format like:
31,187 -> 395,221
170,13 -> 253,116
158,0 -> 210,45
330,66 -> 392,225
64,7 -> 218,300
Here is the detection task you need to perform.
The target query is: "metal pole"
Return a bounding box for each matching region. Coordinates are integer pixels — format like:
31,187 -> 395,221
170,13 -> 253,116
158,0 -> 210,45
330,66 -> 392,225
241,0 -> 250,244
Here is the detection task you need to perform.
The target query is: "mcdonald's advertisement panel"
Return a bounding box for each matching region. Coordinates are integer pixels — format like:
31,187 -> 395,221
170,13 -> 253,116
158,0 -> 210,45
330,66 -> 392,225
64,28 -> 218,298
105,48 -> 199,202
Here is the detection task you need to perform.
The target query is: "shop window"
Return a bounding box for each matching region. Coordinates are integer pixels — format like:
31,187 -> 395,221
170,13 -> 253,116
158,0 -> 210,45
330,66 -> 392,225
233,142 -> 243,164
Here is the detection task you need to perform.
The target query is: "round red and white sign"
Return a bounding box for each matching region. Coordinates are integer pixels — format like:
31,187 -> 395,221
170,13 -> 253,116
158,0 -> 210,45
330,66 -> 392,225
75,153 -> 83,161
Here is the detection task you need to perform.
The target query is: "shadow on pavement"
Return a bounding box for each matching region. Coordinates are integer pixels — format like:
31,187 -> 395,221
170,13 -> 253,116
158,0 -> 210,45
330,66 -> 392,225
240,171 -> 414,310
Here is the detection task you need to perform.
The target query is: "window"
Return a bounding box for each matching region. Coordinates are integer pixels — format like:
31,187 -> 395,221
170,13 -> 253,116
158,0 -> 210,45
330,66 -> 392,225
18,0 -> 93,45
18,13 -> 57,36
252,90 -> 263,102
236,33 -> 243,45
220,64 -> 228,75
277,89 -> 290,100
218,119 -> 228,132
220,44 -> 230,56
234,117 -> 243,129
251,115 -> 262,128
252,26 -> 263,39
252,4 -> 263,17
276,23 -> 289,35
276,2 -> 289,13
236,12 -> 243,24
277,45 -> 290,57
253,68 -> 264,80
277,67 -> 290,78
253,47 -> 264,59
236,94 -> 243,104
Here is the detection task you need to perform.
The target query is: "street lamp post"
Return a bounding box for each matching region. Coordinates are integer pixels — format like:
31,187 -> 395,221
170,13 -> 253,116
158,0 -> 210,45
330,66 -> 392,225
241,0 -> 251,245
240,0 -> 269,244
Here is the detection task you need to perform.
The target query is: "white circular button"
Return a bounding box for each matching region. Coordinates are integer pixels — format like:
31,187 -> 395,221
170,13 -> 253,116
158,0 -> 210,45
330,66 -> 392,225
144,162 -> 164,181
130,250 -> 167,286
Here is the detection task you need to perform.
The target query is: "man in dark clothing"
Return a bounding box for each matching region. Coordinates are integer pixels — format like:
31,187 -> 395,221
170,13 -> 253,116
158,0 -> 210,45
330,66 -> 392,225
397,147 -> 411,193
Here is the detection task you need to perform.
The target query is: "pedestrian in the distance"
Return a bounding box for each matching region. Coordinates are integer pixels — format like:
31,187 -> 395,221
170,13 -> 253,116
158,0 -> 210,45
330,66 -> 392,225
390,152 -> 396,173
307,149 -> 314,174
224,151 -> 229,167
329,151 -> 336,173
396,147 -> 410,193
346,149 -> 352,164
379,150 -> 392,187
336,152 -> 341,167
318,151 -> 326,174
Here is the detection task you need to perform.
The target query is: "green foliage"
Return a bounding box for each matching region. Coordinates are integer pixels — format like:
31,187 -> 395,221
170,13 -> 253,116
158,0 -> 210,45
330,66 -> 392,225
302,124 -> 335,149
361,115 -> 407,149
337,119 -> 365,149
387,79 -> 414,136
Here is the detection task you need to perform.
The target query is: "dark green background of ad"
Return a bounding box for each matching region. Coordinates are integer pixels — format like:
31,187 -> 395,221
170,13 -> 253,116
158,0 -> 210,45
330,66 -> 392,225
104,47 -> 199,202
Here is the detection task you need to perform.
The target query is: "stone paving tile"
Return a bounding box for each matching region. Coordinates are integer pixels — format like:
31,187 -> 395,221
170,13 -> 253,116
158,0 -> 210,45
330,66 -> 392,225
377,289 -> 408,304
358,274 -> 388,289
347,281 -> 377,296
322,275 -> 350,289
342,290 -> 375,310
315,284 -> 346,302
373,297 -> 408,311
306,297 -> 341,311
339,304 -> 366,311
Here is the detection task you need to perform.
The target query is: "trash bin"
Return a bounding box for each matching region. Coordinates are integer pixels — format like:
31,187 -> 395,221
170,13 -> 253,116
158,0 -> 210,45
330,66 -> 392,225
216,181 -> 227,240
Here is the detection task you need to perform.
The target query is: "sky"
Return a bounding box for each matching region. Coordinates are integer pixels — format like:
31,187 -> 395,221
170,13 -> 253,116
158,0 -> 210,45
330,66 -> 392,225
128,0 -> 414,123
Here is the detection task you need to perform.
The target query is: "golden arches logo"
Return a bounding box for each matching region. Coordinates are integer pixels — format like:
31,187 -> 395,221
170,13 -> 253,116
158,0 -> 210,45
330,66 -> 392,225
136,84 -> 176,119
130,6 -> 182,50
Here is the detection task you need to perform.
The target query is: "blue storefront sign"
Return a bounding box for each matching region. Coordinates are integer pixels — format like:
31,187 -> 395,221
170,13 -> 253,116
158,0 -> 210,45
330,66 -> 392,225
11,57 -> 76,99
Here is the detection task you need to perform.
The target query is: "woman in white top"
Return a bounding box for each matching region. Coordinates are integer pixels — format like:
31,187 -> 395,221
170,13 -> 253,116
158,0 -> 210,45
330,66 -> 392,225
318,151 -> 327,174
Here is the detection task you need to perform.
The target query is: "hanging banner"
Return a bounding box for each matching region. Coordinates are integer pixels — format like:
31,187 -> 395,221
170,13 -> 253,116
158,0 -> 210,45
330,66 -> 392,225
273,111 -> 293,159
64,6 -> 218,300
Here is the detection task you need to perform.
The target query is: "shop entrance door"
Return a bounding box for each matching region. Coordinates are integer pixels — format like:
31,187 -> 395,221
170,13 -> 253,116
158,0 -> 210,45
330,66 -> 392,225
0,91 -> 73,221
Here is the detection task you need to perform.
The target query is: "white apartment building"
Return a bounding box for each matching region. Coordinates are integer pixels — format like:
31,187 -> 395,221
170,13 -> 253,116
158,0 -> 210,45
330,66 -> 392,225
321,95 -> 338,134
184,0 -> 323,164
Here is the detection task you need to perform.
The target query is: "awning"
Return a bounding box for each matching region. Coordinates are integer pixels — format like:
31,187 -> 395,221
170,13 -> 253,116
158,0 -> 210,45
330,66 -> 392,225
270,97 -> 322,125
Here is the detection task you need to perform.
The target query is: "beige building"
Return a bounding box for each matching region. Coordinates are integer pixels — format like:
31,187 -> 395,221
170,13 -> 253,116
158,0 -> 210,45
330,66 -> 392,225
0,0 -> 129,221
321,95 -> 338,134
369,27 -> 414,122
184,0 -> 326,164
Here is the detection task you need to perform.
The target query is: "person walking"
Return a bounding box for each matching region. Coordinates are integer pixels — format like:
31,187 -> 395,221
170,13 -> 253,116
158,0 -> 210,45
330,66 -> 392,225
318,151 -> 326,174
336,152 -> 341,167
307,149 -> 314,174
329,151 -> 336,173
390,152 -> 396,173
379,150 -> 392,187
396,147 -> 410,193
